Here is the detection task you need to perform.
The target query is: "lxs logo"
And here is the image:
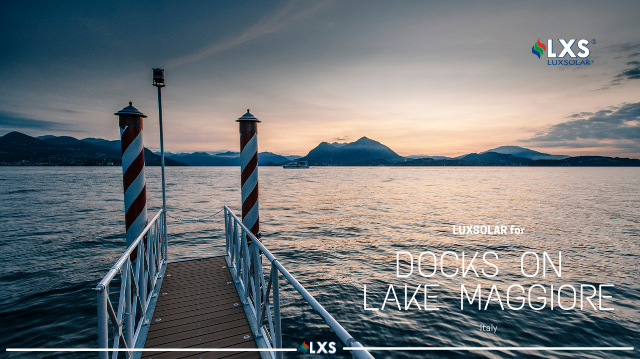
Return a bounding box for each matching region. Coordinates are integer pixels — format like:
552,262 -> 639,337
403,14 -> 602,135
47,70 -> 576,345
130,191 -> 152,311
532,38 -> 594,65
299,341 -> 337,357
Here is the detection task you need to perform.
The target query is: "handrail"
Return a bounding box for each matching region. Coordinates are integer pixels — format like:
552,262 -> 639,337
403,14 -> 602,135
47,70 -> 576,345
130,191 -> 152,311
96,210 -> 164,290
224,206 -> 374,359
95,209 -> 167,359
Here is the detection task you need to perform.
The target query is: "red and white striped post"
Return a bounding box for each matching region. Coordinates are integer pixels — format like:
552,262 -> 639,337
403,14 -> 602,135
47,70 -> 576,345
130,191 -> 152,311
115,102 -> 148,256
237,109 -> 261,243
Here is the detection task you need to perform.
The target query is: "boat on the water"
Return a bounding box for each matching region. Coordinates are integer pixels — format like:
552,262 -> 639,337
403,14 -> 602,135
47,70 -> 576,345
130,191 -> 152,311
283,160 -> 309,168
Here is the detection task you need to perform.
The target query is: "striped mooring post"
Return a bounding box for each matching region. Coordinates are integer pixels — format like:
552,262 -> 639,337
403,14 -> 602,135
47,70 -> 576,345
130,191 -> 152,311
115,102 -> 148,258
237,109 -> 261,243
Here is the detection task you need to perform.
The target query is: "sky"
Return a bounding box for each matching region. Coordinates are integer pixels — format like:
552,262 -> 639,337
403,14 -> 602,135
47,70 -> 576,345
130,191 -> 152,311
1,0 -> 639,158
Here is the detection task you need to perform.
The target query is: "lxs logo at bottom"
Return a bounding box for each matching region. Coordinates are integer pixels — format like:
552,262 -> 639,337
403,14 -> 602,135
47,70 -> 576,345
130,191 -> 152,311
299,341 -> 338,357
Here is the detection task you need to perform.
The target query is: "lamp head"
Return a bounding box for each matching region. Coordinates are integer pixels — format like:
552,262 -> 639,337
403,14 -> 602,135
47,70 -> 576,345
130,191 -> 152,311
152,68 -> 165,87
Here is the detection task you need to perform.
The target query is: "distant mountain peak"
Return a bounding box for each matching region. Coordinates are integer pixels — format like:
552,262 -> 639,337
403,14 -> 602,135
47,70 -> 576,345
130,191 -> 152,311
5,131 -> 36,140
484,145 -> 569,160
299,136 -> 403,165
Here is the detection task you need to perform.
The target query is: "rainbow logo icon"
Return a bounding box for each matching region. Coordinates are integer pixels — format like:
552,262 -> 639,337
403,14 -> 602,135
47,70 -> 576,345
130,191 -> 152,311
300,341 -> 309,353
532,38 -> 547,59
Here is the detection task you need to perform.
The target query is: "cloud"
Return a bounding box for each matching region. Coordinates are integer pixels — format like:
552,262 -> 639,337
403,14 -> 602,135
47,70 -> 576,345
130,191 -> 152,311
167,1 -> 332,68
568,112 -> 594,118
600,43 -> 640,87
0,110 -> 76,132
605,41 -> 640,53
57,108 -> 80,114
613,61 -> 640,81
522,102 -> 640,153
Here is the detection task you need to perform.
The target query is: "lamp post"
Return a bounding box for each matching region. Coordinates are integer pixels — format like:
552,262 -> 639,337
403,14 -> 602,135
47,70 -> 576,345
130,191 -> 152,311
153,68 -> 167,259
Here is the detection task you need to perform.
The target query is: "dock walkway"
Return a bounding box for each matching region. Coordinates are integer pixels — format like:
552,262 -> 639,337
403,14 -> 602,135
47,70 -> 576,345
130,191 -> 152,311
142,257 -> 260,359
95,207 -> 373,359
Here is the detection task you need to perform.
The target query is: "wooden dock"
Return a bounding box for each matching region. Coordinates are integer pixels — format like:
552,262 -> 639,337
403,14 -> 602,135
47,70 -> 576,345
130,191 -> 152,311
141,256 -> 261,359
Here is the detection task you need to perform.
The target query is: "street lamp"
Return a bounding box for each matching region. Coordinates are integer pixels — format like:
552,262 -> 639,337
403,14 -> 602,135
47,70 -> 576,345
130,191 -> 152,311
153,68 -> 167,259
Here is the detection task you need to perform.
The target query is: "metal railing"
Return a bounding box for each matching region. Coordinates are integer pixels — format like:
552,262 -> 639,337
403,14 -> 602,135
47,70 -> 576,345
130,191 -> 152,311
224,206 -> 374,359
94,209 -> 167,359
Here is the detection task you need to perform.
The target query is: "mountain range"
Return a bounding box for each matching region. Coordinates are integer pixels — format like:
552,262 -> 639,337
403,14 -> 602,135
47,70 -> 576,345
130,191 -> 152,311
0,132 -> 186,166
1,131 -> 638,166
399,152 -> 640,166
164,151 -> 290,166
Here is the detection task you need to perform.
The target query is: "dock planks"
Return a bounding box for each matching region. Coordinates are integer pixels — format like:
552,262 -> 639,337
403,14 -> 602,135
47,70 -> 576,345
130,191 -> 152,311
142,257 -> 261,359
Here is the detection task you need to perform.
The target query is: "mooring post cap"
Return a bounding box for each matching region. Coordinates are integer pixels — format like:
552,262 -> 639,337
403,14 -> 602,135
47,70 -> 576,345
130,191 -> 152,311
236,109 -> 260,122
115,101 -> 147,117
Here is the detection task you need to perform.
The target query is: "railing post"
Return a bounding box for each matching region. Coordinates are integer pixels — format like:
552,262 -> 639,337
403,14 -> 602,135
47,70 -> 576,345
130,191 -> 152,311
235,219 -> 241,278
97,287 -> 109,359
150,235 -> 156,284
224,208 -> 228,252
162,212 -> 167,261
156,226 -> 161,269
233,217 -> 238,272
253,245 -> 262,337
272,263 -> 282,359
140,239 -> 147,317
131,249 -> 139,323
227,210 -> 234,269
241,227 -> 249,300
124,261 -> 134,355
147,228 -> 152,294
227,217 -> 232,260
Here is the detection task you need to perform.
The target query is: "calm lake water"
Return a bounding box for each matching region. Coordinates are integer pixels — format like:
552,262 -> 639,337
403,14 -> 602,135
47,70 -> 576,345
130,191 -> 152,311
1,167 -> 639,358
